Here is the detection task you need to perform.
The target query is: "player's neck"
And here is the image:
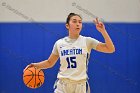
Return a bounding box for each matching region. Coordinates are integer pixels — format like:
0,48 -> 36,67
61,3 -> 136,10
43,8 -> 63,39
68,34 -> 80,39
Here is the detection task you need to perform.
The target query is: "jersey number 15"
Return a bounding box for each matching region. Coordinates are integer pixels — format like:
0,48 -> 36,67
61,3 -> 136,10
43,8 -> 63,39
66,57 -> 77,68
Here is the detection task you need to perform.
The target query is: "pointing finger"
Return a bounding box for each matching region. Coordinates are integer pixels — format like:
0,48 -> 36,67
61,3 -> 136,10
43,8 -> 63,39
96,17 -> 99,24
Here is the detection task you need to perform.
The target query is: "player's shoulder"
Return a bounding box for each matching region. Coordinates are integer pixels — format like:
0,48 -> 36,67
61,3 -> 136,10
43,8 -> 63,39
80,35 -> 99,44
80,35 -> 92,40
55,36 -> 68,44
79,35 -> 91,38
83,35 -> 97,41
78,35 -> 87,39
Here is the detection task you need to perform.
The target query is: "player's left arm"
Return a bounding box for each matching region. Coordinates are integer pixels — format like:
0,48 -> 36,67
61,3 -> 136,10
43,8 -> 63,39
94,18 -> 115,53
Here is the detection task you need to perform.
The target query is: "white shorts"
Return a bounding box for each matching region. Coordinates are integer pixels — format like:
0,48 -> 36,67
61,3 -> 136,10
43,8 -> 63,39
54,78 -> 86,93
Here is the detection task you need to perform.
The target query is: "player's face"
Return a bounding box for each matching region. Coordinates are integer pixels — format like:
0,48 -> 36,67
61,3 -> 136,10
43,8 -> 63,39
66,16 -> 82,36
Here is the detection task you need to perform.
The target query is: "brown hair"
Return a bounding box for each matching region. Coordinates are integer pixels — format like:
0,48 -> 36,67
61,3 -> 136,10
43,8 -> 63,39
66,13 -> 82,24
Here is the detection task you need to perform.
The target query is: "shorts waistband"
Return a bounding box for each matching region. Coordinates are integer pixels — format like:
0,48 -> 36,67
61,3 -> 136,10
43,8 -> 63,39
59,78 -> 86,84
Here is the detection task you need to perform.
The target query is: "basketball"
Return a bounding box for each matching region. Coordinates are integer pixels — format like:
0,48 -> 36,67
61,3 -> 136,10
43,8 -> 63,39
23,67 -> 45,89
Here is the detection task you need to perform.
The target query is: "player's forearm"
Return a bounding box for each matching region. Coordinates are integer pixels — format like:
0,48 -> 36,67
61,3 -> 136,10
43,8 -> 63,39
101,30 -> 115,52
33,60 -> 53,69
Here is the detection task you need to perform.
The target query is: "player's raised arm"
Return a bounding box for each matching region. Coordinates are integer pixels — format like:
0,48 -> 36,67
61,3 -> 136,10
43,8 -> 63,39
24,53 -> 59,71
94,18 -> 115,53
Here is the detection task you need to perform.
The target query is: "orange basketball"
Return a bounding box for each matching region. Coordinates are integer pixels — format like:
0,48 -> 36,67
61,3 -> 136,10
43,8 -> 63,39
23,67 -> 45,89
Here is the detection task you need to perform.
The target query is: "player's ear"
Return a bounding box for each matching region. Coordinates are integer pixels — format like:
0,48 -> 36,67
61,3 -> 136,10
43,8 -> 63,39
65,23 -> 69,30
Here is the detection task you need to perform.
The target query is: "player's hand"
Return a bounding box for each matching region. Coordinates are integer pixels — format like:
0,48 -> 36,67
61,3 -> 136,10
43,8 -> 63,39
23,63 -> 36,72
94,18 -> 106,33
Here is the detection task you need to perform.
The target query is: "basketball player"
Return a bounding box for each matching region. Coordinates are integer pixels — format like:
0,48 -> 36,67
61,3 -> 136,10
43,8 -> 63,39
24,13 -> 115,93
